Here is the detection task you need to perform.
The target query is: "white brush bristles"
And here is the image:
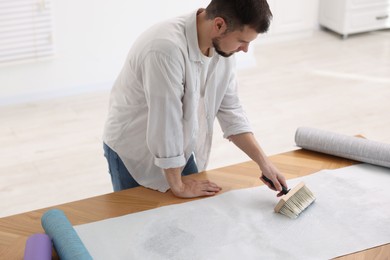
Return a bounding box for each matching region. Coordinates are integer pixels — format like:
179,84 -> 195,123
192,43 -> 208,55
274,182 -> 316,219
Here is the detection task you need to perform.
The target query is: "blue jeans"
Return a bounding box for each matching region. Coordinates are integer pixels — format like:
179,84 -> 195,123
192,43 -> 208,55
103,143 -> 199,191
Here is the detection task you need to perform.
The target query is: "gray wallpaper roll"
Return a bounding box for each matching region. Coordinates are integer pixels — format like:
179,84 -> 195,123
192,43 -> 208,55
295,127 -> 390,168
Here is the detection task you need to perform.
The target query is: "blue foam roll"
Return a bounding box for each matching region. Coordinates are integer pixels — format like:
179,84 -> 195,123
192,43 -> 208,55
41,209 -> 92,260
23,233 -> 51,260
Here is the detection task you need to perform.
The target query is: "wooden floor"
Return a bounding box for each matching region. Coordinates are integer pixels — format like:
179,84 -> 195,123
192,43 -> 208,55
1,29 -> 390,217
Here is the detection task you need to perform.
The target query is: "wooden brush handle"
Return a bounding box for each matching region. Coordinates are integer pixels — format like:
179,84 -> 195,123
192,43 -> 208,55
261,175 -> 290,195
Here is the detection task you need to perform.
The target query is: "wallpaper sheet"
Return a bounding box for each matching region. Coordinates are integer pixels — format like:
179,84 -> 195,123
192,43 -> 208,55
75,164 -> 390,260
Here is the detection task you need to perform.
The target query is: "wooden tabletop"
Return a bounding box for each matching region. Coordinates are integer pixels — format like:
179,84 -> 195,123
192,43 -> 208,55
0,149 -> 388,259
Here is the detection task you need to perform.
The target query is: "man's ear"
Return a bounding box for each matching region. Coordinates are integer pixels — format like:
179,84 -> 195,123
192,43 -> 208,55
214,17 -> 227,34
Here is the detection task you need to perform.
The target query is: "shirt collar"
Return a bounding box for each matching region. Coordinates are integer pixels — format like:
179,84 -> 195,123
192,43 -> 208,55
185,9 -> 205,62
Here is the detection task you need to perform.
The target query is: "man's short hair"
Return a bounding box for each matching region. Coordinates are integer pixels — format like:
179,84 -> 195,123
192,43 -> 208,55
205,0 -> 272,33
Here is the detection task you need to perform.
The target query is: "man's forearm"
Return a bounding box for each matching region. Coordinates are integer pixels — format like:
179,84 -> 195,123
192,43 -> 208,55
228,132 -> 268,166
228,132 -> 288,194
164,167 -> 184,193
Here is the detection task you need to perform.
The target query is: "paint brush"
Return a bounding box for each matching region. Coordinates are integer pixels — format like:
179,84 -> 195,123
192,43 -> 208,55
262,176 -> 316,218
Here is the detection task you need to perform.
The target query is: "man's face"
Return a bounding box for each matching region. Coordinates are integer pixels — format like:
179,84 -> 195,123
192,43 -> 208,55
212,26 -> 258,57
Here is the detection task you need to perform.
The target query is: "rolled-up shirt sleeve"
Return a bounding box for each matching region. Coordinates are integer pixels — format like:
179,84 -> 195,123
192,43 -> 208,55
141,47 -> 187,169
217,72 -> 253,138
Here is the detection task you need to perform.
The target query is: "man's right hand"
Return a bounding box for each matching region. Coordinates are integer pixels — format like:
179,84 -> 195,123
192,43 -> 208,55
172,178 -> 221,198
164,167 -> 221,198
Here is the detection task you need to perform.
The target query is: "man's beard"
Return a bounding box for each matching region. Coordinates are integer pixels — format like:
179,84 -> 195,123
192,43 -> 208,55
212,37 -> 234,58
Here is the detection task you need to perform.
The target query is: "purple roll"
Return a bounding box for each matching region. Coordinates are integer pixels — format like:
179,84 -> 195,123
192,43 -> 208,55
23,233 -> 52,260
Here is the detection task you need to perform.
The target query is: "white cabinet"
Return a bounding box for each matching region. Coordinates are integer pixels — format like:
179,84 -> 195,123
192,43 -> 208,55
319,0 -> 390,39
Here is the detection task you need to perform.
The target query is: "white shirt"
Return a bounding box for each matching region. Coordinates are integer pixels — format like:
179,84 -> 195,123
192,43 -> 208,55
103,10 -> 253,192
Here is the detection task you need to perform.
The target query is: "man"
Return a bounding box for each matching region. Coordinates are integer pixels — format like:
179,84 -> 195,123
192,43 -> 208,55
103,0 -> 288,198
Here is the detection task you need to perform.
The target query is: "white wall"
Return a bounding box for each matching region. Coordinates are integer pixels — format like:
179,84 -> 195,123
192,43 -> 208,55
0,0 -> 319,105
0,0 -> 209,104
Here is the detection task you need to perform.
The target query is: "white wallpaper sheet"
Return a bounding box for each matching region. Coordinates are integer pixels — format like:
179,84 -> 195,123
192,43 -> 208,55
75,164 -> 390,260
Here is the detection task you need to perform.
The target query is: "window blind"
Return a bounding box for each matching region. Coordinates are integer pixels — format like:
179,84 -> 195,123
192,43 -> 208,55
0,0 -> 54,65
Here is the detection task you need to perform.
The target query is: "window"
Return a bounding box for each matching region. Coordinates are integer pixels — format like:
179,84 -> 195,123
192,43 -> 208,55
0,0 -> 54,65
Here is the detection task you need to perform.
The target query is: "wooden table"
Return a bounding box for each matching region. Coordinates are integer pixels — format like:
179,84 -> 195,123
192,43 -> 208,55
0,149 -> 389,259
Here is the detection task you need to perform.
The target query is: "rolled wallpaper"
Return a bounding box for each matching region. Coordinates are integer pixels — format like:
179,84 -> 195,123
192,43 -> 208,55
41,209 -> 92,260
23,233 -> 52,260
295,127 -> 390,168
